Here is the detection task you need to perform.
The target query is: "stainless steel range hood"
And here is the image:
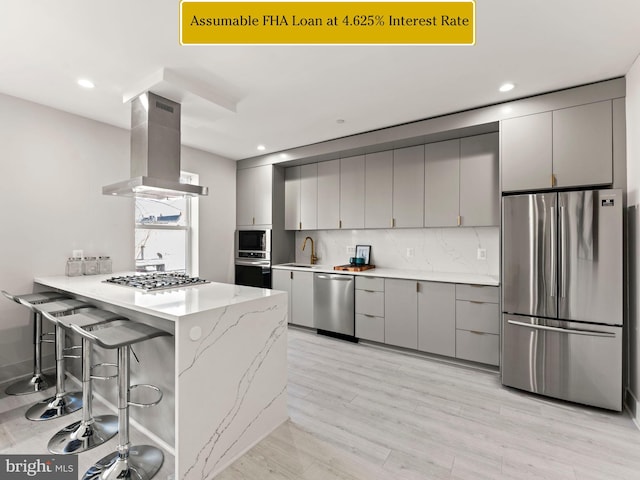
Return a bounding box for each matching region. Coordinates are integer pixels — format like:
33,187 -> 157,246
103,92 -> 208,199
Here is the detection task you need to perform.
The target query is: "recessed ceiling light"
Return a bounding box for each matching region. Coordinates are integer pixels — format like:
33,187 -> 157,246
257,145 -> 266,151
499,83 -> 515,93
336,119 -> 345,124
77,78 -> 95,89
280,153 -> 288,159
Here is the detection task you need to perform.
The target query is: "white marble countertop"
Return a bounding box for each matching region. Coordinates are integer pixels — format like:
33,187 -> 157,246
272,264 -> 499,286
34,273 -> 285,322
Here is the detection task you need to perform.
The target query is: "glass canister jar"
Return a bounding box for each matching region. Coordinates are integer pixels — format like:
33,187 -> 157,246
82,256 -> 99,275
66,257 -> 83,277
98,256 -> 112,274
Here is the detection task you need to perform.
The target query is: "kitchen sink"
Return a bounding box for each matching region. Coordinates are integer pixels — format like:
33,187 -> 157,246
279,263 -> 325,269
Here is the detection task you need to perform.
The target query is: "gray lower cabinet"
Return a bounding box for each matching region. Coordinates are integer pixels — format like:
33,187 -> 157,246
272,269 -> 292,323
384,279 -> 418,350
417,282 -> 455,357
355,276 -> 385,342
272,269 -> 314,328
455,284 -> 500,366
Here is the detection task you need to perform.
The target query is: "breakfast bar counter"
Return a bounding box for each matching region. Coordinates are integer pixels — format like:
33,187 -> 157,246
34,273 -> 288,480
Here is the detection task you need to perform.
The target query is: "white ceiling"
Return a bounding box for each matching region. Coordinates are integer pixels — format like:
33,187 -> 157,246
1,1 -> 640,161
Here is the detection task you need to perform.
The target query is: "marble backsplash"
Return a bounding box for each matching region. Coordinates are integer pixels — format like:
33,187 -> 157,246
294,227 -> 499,276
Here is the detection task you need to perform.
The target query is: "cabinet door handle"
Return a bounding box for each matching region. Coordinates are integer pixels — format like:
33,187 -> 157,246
469,331 -> 486,335
252,216 -> 255,225
416,282 -> 420,293
469,300 -> 486,304
551,174 -> 557,187
364,289 -> 375,293
299,221 -> 302,230
457,215 -> 461,226
290,271 -> 293,280
364,314 -> 376,318
391,218 -> 396,228
339,220 -> 342,229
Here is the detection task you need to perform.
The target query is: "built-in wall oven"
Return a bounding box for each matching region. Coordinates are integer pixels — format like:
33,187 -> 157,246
235,229 -> 272,288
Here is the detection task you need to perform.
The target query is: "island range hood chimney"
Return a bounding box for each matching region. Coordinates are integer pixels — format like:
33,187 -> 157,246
103,92 -> 208,199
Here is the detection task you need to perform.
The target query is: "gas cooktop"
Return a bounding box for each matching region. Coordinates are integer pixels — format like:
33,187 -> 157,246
104,273 -> 210,292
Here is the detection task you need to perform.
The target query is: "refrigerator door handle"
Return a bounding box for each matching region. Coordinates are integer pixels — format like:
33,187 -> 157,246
507,320 -> 616,338
550,206 -> 556,298
560,205 -> 567,298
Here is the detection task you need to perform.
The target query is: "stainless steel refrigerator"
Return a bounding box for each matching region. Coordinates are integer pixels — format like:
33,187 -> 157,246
501,189 -> 623,411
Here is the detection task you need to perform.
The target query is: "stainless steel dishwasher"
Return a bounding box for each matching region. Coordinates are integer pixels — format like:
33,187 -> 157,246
313,273 -> 355,337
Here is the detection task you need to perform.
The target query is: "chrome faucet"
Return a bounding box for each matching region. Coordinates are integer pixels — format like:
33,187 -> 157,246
302,236 -> 318,265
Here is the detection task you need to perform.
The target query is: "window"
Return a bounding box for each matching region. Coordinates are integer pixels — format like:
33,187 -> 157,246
134,173 -> 199,274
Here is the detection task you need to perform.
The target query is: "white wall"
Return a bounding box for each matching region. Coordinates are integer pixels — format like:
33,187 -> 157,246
182,145 -> 236,283
295,227 -> 499,276
0,93 -> 235,383
627,55 -> 640,411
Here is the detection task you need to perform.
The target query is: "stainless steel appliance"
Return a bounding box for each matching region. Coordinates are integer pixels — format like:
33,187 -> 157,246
501,189 -> 623,411
103,92 -> 208,199
235,229 -> 272,288
104,273 -> 209,292
313,273 -> 355,337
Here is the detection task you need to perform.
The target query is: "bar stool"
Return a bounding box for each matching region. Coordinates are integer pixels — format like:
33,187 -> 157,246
1,290 -> 70,395
68,319 -> 170,480
48,308 -> 125,454
25,298 -> 92,421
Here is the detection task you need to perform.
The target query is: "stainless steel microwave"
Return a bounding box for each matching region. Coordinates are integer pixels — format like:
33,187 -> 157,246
235,229 -> 271,260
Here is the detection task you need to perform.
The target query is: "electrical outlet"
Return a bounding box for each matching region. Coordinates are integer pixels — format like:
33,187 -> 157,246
406,248 -> 415,258
477,248 -> 487,261
346,246 -> 356,255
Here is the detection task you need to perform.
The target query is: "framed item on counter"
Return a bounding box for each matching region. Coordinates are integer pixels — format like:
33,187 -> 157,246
355,245 -> 371,265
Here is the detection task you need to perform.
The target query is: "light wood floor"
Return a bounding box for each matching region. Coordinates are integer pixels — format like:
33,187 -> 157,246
218,327 -> 640,480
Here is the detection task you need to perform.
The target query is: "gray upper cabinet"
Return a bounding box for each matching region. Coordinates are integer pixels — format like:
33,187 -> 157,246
284,166 -> 301,230
340,155 -> 365,229
425,139 -> 460,227
501,112 -> 553,192
317,159 -> 340,230
384,279 -> 418,350
459,133 -> 499,226
284,164 -> 317,230
365,151 -> 393,229
300,163 -> 318,230
417,281 -> 455,357
393,145 -> 425,228
501,100 -> 613,192
236,165 -> 273,226
553,100 -> 613,188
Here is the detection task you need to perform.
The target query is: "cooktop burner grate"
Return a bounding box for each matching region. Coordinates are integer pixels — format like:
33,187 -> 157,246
104,273 -> 210,292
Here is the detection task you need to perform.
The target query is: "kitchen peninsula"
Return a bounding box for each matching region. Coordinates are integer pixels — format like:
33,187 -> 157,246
33,273 -> 288,480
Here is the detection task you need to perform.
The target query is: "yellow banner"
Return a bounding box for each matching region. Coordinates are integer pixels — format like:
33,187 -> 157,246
180,1 -> 475,45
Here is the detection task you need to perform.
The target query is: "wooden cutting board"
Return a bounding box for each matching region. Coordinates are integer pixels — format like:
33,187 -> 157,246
333,264 -> 375,272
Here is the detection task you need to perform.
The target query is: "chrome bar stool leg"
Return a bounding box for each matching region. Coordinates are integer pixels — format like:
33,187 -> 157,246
48,336 -> 118,454
83,345 -> 163,480
25,299 -> 90,420
2,290 -> 69,396
49,308 -> 124,454
68,319 -> 169,480
6,310 -> 57,395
